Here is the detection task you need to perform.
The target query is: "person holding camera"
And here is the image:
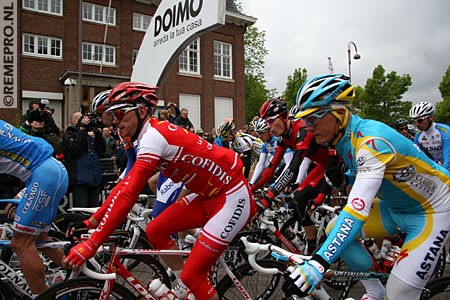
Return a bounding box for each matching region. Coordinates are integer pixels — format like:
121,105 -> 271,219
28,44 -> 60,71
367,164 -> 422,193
63,112 -> 105,208
20,100 -> 60,136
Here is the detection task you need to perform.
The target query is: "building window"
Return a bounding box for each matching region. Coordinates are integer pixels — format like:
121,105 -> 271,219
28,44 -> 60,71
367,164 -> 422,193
214,41 -> 232,79
23,0 -> 63,16
132,49 -> 139,66
83,2 -> 116,26
179,38 -> 200,75
23,33 -> 62,59
82,42 -> 115,65
133,13 -> 151,32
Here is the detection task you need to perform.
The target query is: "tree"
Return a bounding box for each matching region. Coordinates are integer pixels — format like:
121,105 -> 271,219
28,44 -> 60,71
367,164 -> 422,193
358,65 -> 412,125
283,68 -> 308,108
436,66 -> 450,124
244,25 -> 268,79
245,74 -> 270,121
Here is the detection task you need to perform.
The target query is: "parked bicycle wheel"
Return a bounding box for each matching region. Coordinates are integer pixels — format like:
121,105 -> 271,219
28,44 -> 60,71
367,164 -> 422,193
216,259 -> 287,300
35,277 -> 137,300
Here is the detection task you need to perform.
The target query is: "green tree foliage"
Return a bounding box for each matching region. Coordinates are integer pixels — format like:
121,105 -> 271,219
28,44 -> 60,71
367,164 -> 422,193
283,68 -> 308,108
358,65 -> 412,125
243,24 -> 272,122
245,74 -> 270,121
244,25 -> 268,78
436,66 -> 450,124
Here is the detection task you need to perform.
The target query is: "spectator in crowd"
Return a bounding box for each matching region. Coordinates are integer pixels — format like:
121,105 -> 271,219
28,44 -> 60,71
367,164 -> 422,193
20,99 -> 60,136
174,108 -> 195,131
159,101 -> 180,123
25,111 -> 64,159
195,128 -> 205,138
101,126 -> 117,158
158,109 -> 170,121
63,112 -> 105,207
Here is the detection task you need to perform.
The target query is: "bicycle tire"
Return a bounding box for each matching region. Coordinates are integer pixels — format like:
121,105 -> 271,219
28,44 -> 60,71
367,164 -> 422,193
35,277 -> 137,300
421,275 -> 450,299
52,212 -> 89,233
216,259 -> 287,300
117,253 -> 171,295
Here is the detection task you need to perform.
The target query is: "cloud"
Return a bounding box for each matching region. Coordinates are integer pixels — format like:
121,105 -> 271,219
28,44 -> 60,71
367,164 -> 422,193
241,0 -> 450,104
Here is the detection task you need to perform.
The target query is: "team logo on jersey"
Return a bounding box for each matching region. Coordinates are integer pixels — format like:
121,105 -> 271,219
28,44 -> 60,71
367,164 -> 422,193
392,164 -> 416,182
416,230 -> 448,280
357,156 -> 366,166
351,198 -> 365,211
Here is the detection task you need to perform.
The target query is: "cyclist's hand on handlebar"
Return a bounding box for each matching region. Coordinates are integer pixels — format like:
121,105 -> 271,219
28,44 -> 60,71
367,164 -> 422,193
64,239 -> 98,268
288,260 -> 325,293
66,219 -> 96,241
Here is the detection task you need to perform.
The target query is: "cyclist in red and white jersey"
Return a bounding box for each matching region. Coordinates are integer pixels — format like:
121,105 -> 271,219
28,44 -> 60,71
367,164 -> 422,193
63,82 -> 256,299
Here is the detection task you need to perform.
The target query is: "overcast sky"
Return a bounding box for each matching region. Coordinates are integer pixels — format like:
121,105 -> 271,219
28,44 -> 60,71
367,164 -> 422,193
240,0 -> 450,105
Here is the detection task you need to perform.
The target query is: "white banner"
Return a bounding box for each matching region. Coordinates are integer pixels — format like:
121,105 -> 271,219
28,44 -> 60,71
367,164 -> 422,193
1,1 -> 17,108
131,0 -> 225,86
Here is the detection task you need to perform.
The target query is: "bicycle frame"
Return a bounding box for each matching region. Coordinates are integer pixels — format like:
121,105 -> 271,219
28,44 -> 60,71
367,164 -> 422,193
84,244 -> 256,300
0,239 -> 70,299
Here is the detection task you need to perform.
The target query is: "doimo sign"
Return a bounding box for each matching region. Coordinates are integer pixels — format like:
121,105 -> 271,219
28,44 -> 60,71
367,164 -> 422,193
132,0 -> 225,86
1,2 -> 16,109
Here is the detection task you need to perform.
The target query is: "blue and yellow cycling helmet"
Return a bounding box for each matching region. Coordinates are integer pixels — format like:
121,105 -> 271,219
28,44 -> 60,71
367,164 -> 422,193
295,74 -> 355,118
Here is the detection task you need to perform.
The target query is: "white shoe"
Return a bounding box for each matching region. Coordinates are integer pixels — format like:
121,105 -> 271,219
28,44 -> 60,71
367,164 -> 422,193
361,294 -> 383,300
446,253 -> 450,264
171,284 -> 188,299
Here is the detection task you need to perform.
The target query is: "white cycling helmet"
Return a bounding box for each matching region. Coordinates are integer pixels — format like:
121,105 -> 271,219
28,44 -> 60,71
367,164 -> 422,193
251,118 -> 269,133
409,101 -> 435,119
91,89 -> 111,113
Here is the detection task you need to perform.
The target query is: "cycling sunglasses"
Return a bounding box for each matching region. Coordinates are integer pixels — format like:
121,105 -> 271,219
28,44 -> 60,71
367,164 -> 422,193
414,117 -> 428,123
265,115 -> 279,125
303,109 -> 333,126
109,106 -> 141,121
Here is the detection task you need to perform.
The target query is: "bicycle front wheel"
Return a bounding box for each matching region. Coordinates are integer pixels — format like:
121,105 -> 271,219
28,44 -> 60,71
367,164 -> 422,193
422,275 -> 450,299
35,277 -> 137,300
216,259 -> 287,300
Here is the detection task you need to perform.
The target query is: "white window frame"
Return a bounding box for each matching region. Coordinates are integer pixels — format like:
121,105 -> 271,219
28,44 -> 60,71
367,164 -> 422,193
132,49 -> 139,66
23,33 -> 62,59
213,41 -> 232,79
179,38 -> 200,75
179,94 -> 201,130
23,0 -> 63,16
83,2 -> 116,26
133,13 -> 152,32
214,97 -> 233,129
82,42 -> 116,65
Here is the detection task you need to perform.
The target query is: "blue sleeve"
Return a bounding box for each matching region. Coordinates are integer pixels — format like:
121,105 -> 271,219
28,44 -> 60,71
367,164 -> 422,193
124,147 -> 136,176
442,128 -> 450,171
315,210 -> 364,265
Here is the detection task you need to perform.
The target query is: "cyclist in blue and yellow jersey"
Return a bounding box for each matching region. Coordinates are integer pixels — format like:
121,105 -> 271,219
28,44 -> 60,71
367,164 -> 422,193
288,74 -> 450,300
409,101 -> 450,171
0,120 -> 68,297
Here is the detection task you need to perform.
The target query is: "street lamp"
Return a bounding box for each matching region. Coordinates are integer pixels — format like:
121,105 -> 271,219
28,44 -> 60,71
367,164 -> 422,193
347,41 -> 361,83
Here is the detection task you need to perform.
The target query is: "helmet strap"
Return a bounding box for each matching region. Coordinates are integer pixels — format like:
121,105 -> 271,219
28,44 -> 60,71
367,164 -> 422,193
131,106 -> 151,141
329,109 -> 350,146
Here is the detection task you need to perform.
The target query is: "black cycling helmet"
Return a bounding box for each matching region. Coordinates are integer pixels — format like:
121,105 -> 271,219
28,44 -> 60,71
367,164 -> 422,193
394,118 -> 408,129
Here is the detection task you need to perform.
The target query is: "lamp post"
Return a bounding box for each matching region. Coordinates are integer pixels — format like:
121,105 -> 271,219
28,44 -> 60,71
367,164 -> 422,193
347,41 -> 361,83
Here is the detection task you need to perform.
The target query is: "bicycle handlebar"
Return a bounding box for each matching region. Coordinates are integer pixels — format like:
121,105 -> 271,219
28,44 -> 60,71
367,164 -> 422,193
309,204 -> 341,225
80,263 -> 116,280
241,236 -> 310,274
